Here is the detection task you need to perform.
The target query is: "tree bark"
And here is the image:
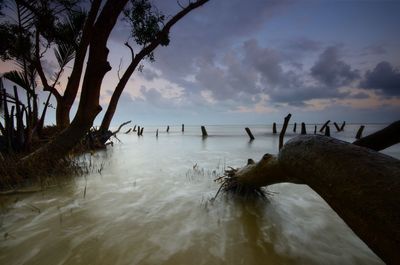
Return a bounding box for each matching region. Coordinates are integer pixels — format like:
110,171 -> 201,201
233,135 -> 400,265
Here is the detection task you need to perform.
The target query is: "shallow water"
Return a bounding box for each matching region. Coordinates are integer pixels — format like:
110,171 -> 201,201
1,124 -> 398,265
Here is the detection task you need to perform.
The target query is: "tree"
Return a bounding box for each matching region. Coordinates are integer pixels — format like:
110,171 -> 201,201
99,0 -> 209,133
222,131 -> 400,265
20,0 -> 209,166
0,0 -> 88,130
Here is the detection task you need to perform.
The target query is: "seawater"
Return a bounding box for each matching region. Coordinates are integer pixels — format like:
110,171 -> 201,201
1,124 -> 397,265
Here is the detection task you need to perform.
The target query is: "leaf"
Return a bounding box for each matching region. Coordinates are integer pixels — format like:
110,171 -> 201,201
54,42 -> 75,68
3,70 -> 34,94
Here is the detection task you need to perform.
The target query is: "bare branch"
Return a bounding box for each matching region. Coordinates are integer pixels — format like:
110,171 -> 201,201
124,42 -> 135,61
117,57 -> 123,80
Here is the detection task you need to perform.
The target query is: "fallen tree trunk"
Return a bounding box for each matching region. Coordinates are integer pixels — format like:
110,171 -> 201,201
353,120 -> 400,151
230,135 -> 400,265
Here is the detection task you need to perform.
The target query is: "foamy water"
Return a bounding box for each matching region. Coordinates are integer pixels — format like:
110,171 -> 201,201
1,124 -> 396,265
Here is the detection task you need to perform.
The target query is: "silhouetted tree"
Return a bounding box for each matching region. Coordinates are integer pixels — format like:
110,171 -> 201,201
99,0 -> 209,133
19,0 -> 209,167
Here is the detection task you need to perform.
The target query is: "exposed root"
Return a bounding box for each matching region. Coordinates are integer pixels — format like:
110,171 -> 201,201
214,164 -> 272,200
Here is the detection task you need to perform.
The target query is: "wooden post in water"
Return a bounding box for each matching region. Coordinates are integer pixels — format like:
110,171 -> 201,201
293,122 -> 297,133
325,125 -> 331,136
319,120 -> 330,132
156,129 -> 159,137
273,122 -> 277,134
140,127 -> 144,136
245,127 -> 255,140
356,125 -> 365,139
166,125 -> 170,133
340,121 -> 346,131
279,113 -> 292,150
314,125 -> 317,134
133,125 -> 137,132
182,124 -> 184,133
137,126 -> 141,136
301,122 -> 307,135
334,122 -> 341,132
201,126 -> 208,137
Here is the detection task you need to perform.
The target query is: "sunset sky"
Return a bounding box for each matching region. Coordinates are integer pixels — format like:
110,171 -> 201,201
1,0 -> 400,126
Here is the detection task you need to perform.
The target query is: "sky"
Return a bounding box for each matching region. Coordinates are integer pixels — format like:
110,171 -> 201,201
1,0 -> 400,126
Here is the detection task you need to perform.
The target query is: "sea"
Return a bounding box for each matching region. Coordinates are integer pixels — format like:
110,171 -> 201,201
1,123 -> 398,265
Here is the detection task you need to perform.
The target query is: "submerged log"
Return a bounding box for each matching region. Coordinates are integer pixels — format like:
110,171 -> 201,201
340,121 -> 346,131
324,125 -> 330,136
355,125 -> 365,139
230,135 -> 400,265
201,126 -> 208,137
278,114 -> 291,150
319,120 -> 330,132
300,122 -> 306,135
245,127 -> 255,140
333,122 -> 341,132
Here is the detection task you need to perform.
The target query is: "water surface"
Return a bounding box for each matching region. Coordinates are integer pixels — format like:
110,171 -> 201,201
1,124 -> 397,265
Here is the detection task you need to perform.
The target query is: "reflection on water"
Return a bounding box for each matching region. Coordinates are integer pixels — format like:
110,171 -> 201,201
1,124 -> 396,265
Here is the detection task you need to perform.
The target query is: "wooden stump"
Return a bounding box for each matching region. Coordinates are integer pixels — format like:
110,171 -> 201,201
301,122 -> 307,135
245,127 -> 255,140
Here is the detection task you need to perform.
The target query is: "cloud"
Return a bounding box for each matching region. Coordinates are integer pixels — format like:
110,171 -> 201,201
362,45 -> 387,56
360,61 -> 400,96
283,37 -> 322,53
310,46 -> 360,87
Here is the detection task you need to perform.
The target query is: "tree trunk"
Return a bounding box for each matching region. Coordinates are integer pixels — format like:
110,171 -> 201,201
54,0 -> 102,129
19,0 -> 129,166
55,100 -> 71,129
99,0 -> 209,133
233,135 -> 400,265
353,120 -> 400,151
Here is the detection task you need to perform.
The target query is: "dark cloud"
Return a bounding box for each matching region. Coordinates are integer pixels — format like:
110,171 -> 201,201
361,61 -> 400,96
193,39 -> 352,107
311,46 -> 360,87
243,39 -> 284,87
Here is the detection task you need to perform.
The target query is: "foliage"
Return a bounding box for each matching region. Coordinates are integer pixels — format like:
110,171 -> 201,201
123,0 -> 169,62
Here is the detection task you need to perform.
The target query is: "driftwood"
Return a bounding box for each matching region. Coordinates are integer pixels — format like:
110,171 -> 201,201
245,127 -> 255,140
278,114 -> 291,150
228,135 -> 400,265
353,121 -> 400,151
355,125 -> 365,139
333,122 -> 341,132
340,121 -> 346,131
324,125 -> 330,136
319,120 -> 330,132
201,126 -> 208,137
300,122 -> 306,135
